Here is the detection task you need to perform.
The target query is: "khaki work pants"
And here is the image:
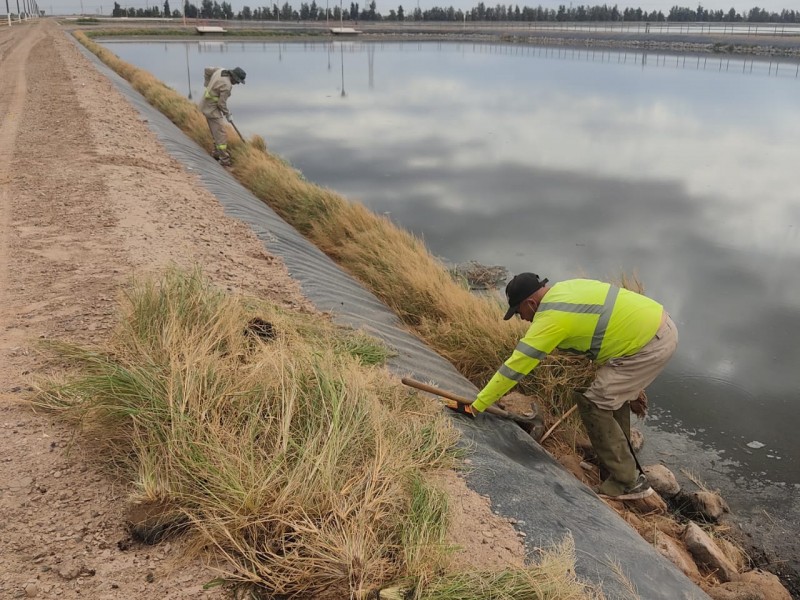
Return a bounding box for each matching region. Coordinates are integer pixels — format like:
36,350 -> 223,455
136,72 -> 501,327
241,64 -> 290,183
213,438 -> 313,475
585,314 -> 679,411
206,116 -> 228,150
578,314 -> 679,495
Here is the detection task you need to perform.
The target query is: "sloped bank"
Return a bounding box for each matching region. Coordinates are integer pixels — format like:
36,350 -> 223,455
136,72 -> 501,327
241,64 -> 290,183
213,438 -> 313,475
69,32 -> 710,599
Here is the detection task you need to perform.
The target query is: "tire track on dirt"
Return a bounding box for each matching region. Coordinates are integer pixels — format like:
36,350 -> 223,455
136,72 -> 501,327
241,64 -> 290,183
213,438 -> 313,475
0,23 -> 42,332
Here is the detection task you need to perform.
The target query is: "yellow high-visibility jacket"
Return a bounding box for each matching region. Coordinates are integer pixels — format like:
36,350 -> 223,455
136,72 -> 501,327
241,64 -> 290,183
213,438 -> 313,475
472,279 -> 664,412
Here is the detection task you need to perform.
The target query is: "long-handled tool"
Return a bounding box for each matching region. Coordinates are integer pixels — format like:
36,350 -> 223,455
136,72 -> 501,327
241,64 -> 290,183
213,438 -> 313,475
401,378 -> 543,434
227,117 -> 246,142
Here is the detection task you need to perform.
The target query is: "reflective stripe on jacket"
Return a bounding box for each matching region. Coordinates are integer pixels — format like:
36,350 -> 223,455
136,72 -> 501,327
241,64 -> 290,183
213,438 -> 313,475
472,279 -> 664,412
199,67 -> 232,118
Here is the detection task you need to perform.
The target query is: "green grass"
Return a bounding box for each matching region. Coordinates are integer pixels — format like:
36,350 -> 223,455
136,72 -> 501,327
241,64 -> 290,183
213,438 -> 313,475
383,537 -> 606,600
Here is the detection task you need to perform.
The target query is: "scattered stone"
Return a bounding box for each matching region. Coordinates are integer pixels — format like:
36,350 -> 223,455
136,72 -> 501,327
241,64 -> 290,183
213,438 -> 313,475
677,490 -> 730,522
643,464 -> 681,498
653,531 -> 701,580
630,427 -> 644,452
683,522 -> 739,583
707,568 -> 792,600
57,562 -> 81,581
653,516 -> 684,539
23,582 -> 39,598
738,570 -> 791,599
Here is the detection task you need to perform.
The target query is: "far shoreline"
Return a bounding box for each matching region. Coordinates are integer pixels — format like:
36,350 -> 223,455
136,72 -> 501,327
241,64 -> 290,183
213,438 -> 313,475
69,18 -> 800,59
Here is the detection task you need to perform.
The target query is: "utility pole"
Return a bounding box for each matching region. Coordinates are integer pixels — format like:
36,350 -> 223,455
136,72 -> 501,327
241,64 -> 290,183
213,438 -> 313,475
6,0 -> 11,25
15,0 -> 20,20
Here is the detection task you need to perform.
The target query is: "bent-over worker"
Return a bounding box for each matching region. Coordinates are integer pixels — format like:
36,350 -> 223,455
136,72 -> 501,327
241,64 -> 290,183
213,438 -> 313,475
470,273 -> 678,501
199,66 -> 246,167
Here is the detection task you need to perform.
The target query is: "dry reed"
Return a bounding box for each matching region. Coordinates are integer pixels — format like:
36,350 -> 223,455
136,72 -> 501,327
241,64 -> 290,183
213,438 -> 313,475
35,269 -> 460,598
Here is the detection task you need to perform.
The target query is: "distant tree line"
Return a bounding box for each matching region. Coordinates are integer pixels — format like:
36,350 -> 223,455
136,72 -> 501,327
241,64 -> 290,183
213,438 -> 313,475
110,1 -> 799,24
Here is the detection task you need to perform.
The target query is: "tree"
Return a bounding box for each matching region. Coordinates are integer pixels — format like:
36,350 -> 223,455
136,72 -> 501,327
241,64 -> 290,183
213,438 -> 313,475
112,1 -> 123,16
221,0 -> 233,17
184,0 -> 199,17
397,3 -> 403,19
163,0 -> 170,15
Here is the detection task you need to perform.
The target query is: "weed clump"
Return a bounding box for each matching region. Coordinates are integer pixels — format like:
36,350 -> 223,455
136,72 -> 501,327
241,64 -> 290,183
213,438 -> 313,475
35,269 -> 459,598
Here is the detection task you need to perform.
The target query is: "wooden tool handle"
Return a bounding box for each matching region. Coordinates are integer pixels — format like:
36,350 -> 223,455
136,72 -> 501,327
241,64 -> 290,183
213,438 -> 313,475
401,377 -> 472,405
400,377 -> 510,419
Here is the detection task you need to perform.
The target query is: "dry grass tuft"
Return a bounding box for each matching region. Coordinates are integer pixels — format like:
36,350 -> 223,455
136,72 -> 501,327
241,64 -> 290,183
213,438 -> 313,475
250,134 -> 267,152
34,269 -> 460,598
381,536 -> 607,600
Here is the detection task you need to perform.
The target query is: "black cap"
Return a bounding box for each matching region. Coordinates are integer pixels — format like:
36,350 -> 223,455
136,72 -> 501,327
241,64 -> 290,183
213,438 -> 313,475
230,67 -> 246,84
503,273 -> 549,320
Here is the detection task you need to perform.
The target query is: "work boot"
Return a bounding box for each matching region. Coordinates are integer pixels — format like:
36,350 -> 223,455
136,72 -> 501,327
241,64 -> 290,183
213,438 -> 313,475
574,391 -> 648,498
600,473 -> 654,501
214,149 -> 232,167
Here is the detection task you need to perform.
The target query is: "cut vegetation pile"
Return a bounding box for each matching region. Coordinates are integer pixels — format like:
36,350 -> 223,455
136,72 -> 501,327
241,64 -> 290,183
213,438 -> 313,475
34,270 -> 604,600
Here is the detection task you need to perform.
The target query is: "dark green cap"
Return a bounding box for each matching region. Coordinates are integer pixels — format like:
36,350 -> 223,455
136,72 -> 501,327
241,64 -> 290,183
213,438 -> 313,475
229,67 -> 246,84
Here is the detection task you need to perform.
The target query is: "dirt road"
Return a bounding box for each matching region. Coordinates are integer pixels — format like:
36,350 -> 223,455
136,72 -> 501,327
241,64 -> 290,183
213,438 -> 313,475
0,19 -> 311,598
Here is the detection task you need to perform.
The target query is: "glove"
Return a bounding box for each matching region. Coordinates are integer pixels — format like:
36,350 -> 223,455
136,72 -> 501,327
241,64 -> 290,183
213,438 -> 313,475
445,399 -> 478,418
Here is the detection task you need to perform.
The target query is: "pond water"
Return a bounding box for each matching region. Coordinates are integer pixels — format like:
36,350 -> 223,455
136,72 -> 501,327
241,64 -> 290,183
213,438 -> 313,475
103,40 -> 800,493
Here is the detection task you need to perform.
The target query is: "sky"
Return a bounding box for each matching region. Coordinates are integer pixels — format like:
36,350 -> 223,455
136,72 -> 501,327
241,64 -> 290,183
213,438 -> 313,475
36,0 -> 798,18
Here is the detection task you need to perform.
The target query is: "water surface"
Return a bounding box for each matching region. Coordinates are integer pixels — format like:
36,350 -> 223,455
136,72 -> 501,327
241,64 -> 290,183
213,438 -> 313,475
103,40 -> 800,492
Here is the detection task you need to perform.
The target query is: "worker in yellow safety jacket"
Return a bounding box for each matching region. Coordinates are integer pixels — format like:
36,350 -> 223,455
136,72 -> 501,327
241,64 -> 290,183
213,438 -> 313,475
199,66 -> 246,167
469,273 -> 678,501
